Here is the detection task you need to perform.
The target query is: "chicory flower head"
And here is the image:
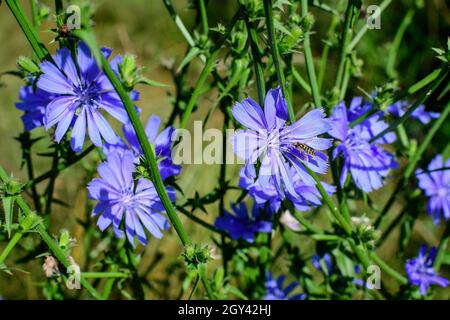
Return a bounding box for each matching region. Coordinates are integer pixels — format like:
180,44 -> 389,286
405,245 -> 449,296
416,154 -> 450,223
37,42 -> 135,152
264,272 -> 306,300
387,101 -> 440,125
329,97 -> 397,193
232,87 -> 332,197
88,151 -> 175,247
214,202 -> 272,243
104,115 -> 181,180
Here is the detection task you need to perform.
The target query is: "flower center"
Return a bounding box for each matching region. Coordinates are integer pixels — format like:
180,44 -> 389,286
75,83 -> 100,107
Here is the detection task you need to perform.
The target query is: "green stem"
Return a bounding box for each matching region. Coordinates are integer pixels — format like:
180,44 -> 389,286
334,0 -> 356,94
403,99 -> 450,178
0,170 -> 104,300
375,100 -> 450,231
386,8 -> 415,78
317,2 -> 341,92
347,0 -> 392,52
162,0 -> 196,48
303,166 -> 353,235
292,67 -> 311,96
369,68 -> 448,143
350,68 -> 444,128
0,233 -> 23,265
179,7 -> 242,129
435,223 -> 450,271
198,0 -> 208,35
80,35 -> 191,247
188,275 -> 200,300
300,0 -> 321,107
177,207 -> 228,237
370,252 -> 408,284
102,265 -> 119,299
245,18 -> 266,106
30,0 -> 39,30
180,52 -> 218,129
55,0 -> 64,15
27,145 -> 96,188
263,0 -> 295,121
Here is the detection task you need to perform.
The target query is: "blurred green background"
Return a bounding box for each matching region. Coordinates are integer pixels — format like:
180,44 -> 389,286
0,0 -> 449,299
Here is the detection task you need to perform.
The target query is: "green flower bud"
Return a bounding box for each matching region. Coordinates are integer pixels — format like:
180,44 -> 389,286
17,56 -> 40,74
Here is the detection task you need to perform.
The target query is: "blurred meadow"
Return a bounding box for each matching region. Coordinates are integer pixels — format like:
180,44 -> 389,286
0,0 -> 449,299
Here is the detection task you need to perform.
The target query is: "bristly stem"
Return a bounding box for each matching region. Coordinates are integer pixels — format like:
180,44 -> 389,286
263,0 -> 295,122
300,0 -> 321,107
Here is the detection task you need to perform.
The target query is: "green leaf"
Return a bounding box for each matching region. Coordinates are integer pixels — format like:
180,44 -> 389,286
177,47 -> 201,72
332,248 -> 355,278
135,77 -> 168,88
225,284 -> 248,300
2,196 -> 16,238
17,56 -> 40,74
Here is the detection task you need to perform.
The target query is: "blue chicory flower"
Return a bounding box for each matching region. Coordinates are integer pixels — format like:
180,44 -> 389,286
232,87 -> 332,197
416,154 -> 450,223
264,272 -> 306,300
405,245 -> 449,296
37,42 -> 135,152
214,202 -> 272,243
387,101 -> 440,125
329,97 -> 398,193
87,151 -> 175,247
15,85 -> 55,131
104,115 -> 181,180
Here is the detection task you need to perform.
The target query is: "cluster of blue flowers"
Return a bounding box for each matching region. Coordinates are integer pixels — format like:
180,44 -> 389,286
16,42 -> 180,247
16,40 -> 449,296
